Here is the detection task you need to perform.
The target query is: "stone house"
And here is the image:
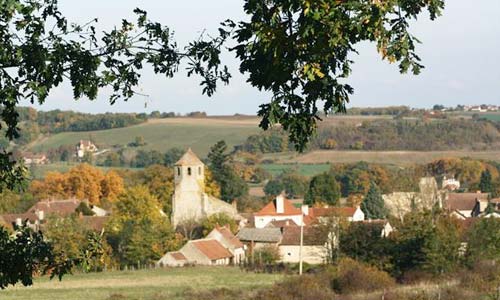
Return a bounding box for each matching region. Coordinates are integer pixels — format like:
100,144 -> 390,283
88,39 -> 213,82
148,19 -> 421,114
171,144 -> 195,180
171,149 -> 239,227
160,239 -> 233,266
158,251 -> 188,267
443,192 -> 489,218
278,226 -> 328,264
237,227 -> 282,252
206,226 -> 245,264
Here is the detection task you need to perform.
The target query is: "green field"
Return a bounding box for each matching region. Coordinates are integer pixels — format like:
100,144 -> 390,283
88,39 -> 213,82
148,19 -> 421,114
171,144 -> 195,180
29,118 -> 261,158
0,267 -> 282,300
260,163 -> 331,177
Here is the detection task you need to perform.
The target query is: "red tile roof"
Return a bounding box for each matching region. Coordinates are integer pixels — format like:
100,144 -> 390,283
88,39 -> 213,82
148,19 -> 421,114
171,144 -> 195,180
310,207 -> 357,218
192,239 -> 233,260
254,198 -> 302,216
28,199 -> 81,216
215,226 -> 244,249
268,219 -> 299,228
170,251 -> 187,261
444,193 -> 489,211
81,216 -> 109,232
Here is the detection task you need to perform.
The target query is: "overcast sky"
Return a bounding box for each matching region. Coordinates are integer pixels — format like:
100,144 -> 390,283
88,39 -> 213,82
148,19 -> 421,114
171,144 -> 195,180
22,0 -> 500,114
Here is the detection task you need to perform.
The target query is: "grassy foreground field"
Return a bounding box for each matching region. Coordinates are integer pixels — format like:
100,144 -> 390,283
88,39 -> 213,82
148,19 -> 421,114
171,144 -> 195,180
0,267 -> 282,300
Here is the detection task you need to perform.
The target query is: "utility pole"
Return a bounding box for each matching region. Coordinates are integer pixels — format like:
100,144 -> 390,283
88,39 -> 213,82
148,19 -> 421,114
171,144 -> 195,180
299,218 -> 304,275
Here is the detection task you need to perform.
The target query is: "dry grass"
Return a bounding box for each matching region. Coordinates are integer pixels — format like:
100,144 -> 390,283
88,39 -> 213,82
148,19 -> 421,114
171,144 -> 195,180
280,150 -> 500,165
0,267 -> 282,300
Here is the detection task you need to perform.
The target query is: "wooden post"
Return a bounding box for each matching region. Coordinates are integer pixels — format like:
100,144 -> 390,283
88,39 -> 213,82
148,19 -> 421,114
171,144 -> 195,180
299,220 -> 304,275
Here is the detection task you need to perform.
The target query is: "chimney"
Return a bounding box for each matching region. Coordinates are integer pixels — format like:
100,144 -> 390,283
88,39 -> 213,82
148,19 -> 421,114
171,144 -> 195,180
301,205 -> 309,216
276,194 -> 285,214
36,210 -> 44,221
232,199 -> 238,209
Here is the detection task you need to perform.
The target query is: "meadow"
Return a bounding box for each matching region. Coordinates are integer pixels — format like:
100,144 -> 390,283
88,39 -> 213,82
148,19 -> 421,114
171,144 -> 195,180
29,118 -> 262,157
0,267 -> 282,300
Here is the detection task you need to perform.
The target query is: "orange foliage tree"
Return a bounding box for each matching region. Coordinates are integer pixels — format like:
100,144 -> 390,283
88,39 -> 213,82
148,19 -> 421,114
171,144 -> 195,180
30,164 -> 124,205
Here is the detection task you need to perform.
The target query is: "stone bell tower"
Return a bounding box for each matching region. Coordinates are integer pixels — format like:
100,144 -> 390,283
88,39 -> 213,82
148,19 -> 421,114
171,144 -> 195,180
171,148 -> 205,226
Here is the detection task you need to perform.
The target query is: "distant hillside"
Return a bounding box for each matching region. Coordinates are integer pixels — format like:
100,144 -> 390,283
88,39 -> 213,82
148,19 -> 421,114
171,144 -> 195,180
28,117 -> 262,158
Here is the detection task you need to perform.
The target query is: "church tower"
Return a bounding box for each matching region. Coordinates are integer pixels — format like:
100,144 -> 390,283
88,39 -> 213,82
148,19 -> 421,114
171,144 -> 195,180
171,148 -> 205,226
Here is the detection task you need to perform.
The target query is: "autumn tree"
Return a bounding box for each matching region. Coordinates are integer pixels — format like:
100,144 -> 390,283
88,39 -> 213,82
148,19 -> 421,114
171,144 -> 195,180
30,164 -> 124,205
105,186 -> 180,265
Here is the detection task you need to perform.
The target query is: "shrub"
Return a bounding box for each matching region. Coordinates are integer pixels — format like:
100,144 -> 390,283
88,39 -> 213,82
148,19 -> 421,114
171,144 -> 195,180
252,245 -> 281,265
332,258 -> 395,294
459,260 -> 500,294
255,275 -> 336,300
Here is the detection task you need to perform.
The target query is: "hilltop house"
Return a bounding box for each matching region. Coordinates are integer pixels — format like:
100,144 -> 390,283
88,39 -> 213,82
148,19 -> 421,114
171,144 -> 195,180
76,140 -> 98,158
171,149 -> 240,227
22,153 -> 49,165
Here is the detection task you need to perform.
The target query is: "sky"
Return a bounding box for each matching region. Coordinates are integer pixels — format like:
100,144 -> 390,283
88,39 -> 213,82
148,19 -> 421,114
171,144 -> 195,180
22,0 -> 500,115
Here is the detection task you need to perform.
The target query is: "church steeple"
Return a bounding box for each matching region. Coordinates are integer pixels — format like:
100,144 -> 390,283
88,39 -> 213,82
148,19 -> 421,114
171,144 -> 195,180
174,148 -> 204,192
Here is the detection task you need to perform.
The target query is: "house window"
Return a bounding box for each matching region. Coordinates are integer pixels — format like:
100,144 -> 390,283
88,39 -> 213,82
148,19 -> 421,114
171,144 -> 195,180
198,167 -> 201,175
177,167 -> 180,176
288,252 -> 291,256
188,167 -> 191,176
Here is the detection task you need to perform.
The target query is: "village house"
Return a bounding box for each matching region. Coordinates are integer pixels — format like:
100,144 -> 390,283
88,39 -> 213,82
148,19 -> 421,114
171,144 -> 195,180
171,149 -> 240,227
253,194 -> 310,228
357,220 -> 394,238
305,206 -> 365,223
158,227 -> 243,267
442,192 -> 489,218
22,153 -> 49,165
471,198 -> 500,218
76,140 -> 98,158
441,176 -> 460,191
206,226 -> 245,264
237,227 -> 283,252
278,226 -> 329,264
0,199 -> 109,231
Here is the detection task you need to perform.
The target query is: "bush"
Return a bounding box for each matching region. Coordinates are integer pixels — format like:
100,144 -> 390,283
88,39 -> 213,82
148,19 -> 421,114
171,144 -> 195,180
459,260 -> 500,294
255,275 -> 336,300
332,258 -> 395,294
251,245 -> 281,265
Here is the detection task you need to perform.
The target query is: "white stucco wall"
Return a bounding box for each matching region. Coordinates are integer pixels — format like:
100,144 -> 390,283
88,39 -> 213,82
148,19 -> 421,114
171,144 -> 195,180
255,215 -> 303,228
279,245 -> 327,264
352,208 -> 365,222
157,253 -> 186,267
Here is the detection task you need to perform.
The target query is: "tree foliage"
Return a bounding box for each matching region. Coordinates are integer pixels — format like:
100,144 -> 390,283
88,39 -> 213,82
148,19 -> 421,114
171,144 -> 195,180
361,182 -> 388,219
0,0 -> 232,188
232,0 -> 444,151
305,172 -> 340,205
207,141 -> 248,202
105,186 -> 180,265
0,226 -> 72,289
